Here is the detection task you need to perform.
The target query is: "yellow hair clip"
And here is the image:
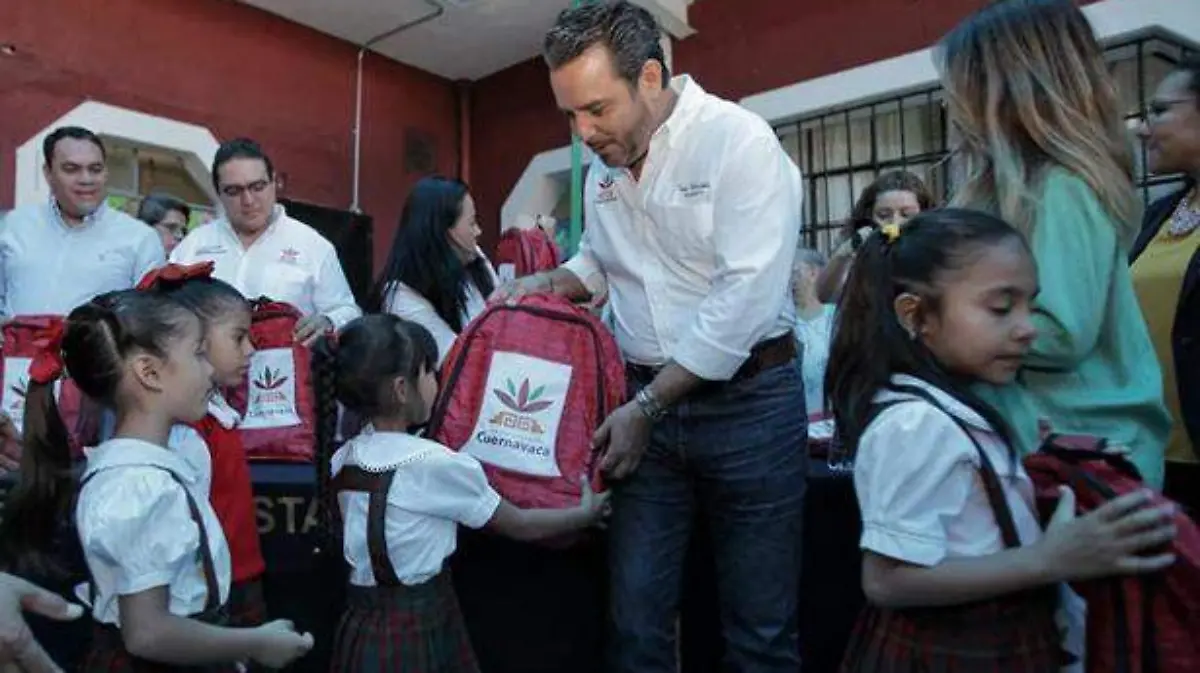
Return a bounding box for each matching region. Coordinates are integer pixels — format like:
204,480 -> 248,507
880,223 -> 901,243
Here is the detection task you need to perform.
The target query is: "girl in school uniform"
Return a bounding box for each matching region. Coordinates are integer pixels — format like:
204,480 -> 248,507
824,210 -> 1177,672
1,289 -> 312,672
137,263 -> 267,630
325,314 -> 608,673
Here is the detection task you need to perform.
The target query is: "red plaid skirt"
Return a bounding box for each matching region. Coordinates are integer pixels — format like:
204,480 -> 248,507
228,577 -> 268,628
80,607 -> 238,673
330,572 -> 480,673
839,589 -> 1063,673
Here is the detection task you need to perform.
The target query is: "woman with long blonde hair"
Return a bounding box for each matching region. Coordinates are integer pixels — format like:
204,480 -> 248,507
939,0 -> 1169,489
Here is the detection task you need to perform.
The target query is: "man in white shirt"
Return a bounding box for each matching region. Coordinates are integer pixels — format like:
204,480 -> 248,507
498,3 -> 806,671
0,127 -> 165,317
171,138 -> 361,344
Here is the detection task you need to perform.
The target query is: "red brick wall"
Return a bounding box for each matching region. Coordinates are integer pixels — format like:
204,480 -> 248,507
0,0 -> 459,271
465,0 -> 1102,247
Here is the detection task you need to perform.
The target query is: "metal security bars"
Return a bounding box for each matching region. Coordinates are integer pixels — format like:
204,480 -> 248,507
778,33 -> 1195,254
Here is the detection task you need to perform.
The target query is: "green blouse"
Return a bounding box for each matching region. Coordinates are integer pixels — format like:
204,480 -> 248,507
975,169 -> 1171,489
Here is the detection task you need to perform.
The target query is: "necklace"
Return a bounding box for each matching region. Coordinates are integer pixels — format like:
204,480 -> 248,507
1166,188 -> 1200,238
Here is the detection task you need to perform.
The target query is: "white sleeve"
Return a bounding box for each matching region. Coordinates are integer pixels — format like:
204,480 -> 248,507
78,470 -> 201,596
854,401 -> 979,567
385,282 -> 460,366
132,228 -> 166,287
312,246 -> 361,329
390,452 -> 501,529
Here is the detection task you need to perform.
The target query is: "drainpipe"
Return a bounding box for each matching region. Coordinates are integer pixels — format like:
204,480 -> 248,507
567,0 -> 595,257
351,0 -> 445,212
456,79 -> 471,184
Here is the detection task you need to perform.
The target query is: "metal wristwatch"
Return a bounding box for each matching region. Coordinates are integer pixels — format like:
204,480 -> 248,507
634,387 -> 668,421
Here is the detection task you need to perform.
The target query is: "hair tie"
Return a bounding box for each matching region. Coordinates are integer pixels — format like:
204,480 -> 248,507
136,261 -> 216,291
29,322 -> 67,385
879,223 -> 901,244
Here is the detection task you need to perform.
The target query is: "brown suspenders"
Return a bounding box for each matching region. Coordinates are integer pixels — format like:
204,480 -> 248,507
80,467 -> 221,613
331,466 -> 403,586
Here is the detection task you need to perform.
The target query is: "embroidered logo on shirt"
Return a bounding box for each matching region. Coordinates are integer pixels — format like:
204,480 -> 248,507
596,174 -> 618,204
279,247 -> 300,264
677,182 -> 712,199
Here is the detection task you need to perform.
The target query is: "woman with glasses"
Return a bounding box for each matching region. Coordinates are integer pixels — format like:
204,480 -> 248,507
1132,56 -> 1200,511
136,192 -> 190,256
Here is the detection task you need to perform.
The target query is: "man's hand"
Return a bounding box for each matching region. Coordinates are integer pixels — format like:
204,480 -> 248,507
594,401 -> 653,480
490,273 -> 553,304
293,315 -> 334,347
0,573 -> 84,673
0,412 -> 21,476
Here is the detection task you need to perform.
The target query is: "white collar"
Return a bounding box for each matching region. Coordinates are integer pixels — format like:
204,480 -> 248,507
874,374 -> 993,432
83,437 -> 198,484
332,427 -> 439,475
208,391 -> 241,429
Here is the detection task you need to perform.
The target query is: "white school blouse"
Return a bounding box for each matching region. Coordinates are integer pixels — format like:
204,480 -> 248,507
75,438 -> 232,626
331,429 -> 501,587
854,375 -> 1044,566
165,393 -> 242,498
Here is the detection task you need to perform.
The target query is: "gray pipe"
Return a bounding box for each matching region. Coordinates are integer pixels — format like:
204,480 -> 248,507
351,0 -> 445,212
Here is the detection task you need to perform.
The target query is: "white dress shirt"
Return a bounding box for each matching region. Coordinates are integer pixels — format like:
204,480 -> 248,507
382,251 -> 497,365
170,205 -> 361,328
332,429 -> 501,587
76,438 -> 232,625
563,76 -> 802,381
0,201 -> 164,316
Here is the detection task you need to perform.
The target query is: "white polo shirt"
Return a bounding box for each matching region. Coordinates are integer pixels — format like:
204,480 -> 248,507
0,201 -> 164,316
563,75 -> 802,381
170,205 -> 361,328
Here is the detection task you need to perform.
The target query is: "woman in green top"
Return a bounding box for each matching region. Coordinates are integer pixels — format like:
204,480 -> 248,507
936,0 -> 1170,487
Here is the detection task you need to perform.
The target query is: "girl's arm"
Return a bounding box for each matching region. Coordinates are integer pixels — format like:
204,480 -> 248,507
484,496 -> 603,542
862,487 -> 1176,609
120,588 -> 311,668
815,254 -> 851,304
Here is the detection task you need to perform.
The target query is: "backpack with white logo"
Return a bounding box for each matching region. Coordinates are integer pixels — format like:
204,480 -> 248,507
427,294 -> 624,523
494,227 -> 560,284
226,300 -> 317,462
1,316 -> 99,455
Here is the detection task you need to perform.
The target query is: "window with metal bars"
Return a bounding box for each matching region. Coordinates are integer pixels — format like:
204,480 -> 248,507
777,33 -> 1195,254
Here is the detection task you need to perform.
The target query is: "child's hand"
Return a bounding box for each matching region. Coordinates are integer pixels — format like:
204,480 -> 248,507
251,619 -> 313,669
576,474 -> 611,526
1036,486 -> 1176,582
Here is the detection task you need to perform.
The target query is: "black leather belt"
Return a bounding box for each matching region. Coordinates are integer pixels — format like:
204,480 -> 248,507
626,333 -> 796,383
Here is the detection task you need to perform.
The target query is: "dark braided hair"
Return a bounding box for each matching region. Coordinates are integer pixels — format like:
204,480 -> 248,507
310,334 -> 343,559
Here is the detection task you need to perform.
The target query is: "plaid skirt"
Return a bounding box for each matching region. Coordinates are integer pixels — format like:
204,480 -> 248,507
228,576 -> 268,628
80,606 -> 238,673
330,572 -> 480,673
840,589 -> 1063,673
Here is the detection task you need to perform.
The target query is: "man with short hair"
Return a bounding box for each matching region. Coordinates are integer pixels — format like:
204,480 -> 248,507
171,138 -> 361,344
498,3 -> 806,672
0,126 -> 165,317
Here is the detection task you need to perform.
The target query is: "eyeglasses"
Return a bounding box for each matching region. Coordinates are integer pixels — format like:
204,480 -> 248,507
1145,98 -> 1194,122
219,179 -> 272,199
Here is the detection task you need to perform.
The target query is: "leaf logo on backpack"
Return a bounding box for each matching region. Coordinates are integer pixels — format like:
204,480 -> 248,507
254,367 -> 290,392
490,378 -> 554,435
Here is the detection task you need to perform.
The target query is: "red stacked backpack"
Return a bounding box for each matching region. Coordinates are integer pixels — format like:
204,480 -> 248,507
1,316 -> 99,455
226,300 -> 317,462
427,293 -> 625,517
1023,435 -> 1200,673
494,227 -> 560,283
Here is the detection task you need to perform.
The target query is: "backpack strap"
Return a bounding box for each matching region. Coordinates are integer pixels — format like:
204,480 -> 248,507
874,385 -> 1023,549
331,466 -> 402,587
79,466 -> 221,613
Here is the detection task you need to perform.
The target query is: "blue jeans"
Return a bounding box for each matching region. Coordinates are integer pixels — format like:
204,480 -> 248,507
609,363 -> 807,673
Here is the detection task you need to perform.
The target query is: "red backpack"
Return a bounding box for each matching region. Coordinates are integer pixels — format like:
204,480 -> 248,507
1,316 -> 100,455
1023,436 -> 1200,673
494,227 -> 560,283
426,293 -> 625,518
226,301 -> 317,462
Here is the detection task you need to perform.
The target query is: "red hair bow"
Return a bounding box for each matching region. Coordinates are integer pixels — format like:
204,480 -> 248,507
29,321 -> 67,385
136,261 -> 216,291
